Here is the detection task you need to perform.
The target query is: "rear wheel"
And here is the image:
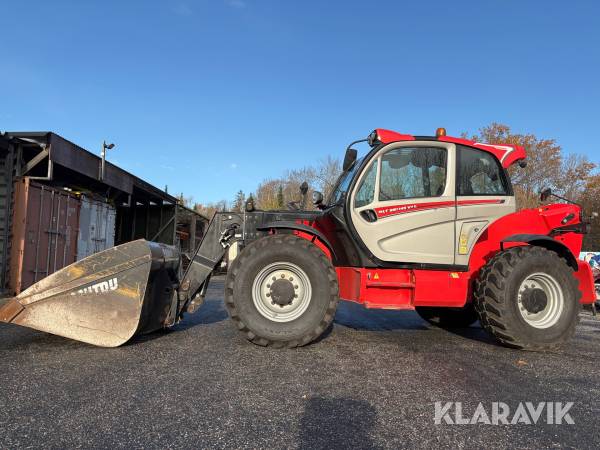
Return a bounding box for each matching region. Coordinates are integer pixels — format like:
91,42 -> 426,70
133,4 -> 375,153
474,246 -> 581,350
225,234 -> 338,348
415,304 -> 478,328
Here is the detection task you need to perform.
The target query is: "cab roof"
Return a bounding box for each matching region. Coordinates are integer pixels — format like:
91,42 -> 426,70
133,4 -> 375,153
372,128 -> 527,169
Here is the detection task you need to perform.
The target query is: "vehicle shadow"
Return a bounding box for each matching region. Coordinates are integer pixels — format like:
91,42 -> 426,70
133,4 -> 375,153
129,299 -> 230,345
298,396 -> 381,450
442,322 -> 500,346
177,298 -> 229,329
168,278 -> 231,332
334,300 -> 502,347
334,300 -> 428,331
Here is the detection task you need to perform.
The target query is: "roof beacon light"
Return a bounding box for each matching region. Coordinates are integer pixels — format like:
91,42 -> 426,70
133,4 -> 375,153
436,127 -> 446,137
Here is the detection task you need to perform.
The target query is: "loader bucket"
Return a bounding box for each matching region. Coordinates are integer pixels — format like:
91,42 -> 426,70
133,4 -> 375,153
0,240 -> 181,347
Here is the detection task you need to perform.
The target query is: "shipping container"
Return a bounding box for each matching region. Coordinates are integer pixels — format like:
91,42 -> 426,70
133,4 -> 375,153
77,196 -> 116,260
9,178 -> 80,294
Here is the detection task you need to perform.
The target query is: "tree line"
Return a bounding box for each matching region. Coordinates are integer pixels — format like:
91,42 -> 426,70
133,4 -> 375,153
186,123 -> 599,250
191,155 -> 341,217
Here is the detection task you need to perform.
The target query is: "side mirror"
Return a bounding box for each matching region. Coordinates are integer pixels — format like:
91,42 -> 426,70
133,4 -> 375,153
540,188 -> 552,202
300,181 -> 309,196
343,148 -> 358,172
312,191 -> 323,206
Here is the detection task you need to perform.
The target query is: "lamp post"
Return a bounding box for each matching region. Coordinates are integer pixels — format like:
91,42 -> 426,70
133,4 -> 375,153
100,140 -> 115,181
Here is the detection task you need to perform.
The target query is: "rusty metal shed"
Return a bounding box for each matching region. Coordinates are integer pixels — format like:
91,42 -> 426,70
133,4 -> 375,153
0,131 -> 208,294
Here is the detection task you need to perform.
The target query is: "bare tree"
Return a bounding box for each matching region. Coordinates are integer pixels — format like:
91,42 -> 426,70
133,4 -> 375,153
254,158 -> 342,211
561,154 -> 596,200
194,200 -> 230,219
314,155 -> 342,201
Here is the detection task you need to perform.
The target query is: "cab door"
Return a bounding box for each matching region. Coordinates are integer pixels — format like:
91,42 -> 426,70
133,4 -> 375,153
454,145 -> 516,266
349,142 -> 457,265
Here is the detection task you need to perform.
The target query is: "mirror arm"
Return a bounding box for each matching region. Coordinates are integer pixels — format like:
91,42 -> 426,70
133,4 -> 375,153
551,193 -> 581,207
542,189 -> 581,208
346,139 -> 367,153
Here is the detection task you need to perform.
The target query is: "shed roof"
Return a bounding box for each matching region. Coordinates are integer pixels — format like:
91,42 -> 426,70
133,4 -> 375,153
4,131 -> 178,204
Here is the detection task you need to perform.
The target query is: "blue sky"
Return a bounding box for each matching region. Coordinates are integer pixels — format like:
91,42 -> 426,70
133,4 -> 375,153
1,0 -> 599,203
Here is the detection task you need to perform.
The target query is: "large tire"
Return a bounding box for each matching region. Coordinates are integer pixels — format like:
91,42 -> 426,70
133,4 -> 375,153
415,304 -> 478,328
474,246 -> 581,350
225,234 -> 339,348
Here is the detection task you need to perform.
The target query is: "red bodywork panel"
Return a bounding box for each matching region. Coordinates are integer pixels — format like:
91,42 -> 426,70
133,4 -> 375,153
375,129 -> 415,143
467,204 -> 584,279
336,267 -> 468,309
574,260 -> 596,304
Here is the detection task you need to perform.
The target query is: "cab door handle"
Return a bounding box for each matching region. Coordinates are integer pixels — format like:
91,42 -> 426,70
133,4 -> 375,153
360,210 -> 378,222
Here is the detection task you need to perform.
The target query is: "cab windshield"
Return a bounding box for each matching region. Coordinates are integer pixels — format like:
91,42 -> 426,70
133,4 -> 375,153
328,157 -> 364,206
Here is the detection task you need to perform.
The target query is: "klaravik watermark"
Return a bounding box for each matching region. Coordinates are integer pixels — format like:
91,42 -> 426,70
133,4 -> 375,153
434,402 -> 575,425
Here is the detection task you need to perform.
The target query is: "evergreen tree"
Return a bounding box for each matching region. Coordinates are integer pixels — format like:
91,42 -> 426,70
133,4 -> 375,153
233,190 -> 246,211
277,185 -> 284,209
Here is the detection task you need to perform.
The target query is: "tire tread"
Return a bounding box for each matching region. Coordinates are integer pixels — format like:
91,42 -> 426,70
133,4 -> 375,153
224,234 -> 339,348
474,246 -> 581,350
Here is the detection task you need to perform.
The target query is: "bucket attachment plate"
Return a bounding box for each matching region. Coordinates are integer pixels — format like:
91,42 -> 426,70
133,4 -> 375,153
0,240 -> 180,347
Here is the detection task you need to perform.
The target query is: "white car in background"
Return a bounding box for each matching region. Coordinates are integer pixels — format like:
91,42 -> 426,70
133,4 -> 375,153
581,253 -> 600,304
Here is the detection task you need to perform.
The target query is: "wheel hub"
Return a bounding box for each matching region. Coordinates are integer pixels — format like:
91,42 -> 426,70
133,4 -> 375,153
252,262 -> 312,323
517,272 -> 565,329
269,278 -> 295,307
520,287 -> 548,314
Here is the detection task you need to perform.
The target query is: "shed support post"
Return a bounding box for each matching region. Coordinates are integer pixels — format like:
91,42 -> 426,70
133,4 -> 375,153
189,212 -> 197,254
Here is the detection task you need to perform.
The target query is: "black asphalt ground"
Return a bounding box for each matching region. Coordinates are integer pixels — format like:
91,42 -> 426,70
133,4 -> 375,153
1,276 -> 600,449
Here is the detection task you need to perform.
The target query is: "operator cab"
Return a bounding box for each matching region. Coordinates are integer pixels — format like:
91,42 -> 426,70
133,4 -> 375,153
315,128 -> 526,269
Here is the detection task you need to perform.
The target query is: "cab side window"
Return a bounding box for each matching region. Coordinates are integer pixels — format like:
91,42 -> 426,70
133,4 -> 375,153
379,147 -> 447,201
457,146 -> 509,196
354,160 -> 377,208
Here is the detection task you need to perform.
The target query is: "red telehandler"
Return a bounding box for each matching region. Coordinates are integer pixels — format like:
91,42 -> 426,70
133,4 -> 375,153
0,128 -> 596,350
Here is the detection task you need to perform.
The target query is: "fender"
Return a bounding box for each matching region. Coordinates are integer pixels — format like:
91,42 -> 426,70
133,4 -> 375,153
468,207 -> 584,274
256,221 -> 336,259
501,234 -> 578,270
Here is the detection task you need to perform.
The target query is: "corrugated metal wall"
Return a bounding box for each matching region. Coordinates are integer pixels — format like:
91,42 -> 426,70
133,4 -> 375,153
0,147 -> 15,292
115,202 -> 177,245
9,179 -> 80,294
77,196 -> 116,260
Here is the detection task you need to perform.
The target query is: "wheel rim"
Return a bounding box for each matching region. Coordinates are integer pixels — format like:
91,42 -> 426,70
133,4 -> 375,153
517,272 -> 564,329
252,262 -> 312,323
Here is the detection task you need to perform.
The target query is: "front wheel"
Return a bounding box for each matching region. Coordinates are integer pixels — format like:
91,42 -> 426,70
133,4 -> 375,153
225,234 -> 339,348
474,246 -> 581,350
